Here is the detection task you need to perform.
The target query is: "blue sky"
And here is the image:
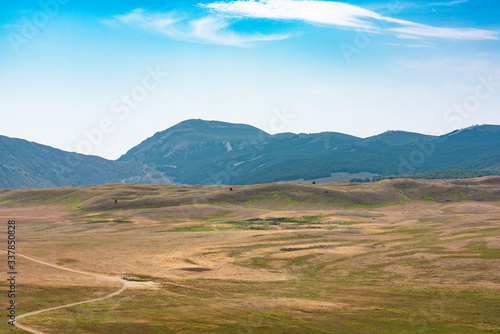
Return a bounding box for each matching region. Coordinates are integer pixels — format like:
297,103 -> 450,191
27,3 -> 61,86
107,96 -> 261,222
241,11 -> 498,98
1,0 -> 499,159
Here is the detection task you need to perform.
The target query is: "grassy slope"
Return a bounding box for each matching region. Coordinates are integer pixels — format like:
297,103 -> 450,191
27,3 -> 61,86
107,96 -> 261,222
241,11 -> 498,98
0,177 -> 499,333
1,176 -> 500,211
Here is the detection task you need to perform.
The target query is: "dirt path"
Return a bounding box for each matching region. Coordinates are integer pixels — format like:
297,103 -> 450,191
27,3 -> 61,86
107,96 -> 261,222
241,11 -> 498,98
1,250 -> 128,334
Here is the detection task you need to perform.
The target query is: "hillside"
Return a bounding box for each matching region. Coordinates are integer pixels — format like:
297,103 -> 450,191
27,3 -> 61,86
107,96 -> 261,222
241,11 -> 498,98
1,121 -> 500,188
0,136 -> 143,188
358,130 -> 436,147
118,119 -> 271,184
2,178 -> 499,333
229,125 -> 500,184
2,176 -> 500,211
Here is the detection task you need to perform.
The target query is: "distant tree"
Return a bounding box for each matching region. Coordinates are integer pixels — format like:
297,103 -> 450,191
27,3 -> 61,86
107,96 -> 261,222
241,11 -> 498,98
371,169 -> 500,181
349,178 -> 372,183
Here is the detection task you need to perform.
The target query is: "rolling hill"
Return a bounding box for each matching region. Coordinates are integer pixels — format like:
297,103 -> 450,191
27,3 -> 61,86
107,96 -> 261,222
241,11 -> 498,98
1,120 -> 500,188
0,136 -> 142,189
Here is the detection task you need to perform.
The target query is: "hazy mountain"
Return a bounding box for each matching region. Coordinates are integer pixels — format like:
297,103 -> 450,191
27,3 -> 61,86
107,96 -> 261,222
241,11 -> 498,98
358,130 -> 436,147
118,119 -> 271,184
0,136 -> 142,189
1,120 -> 500,188
229,125 -> 500,184
119,119 -> 269,164
118,121 -> 500,185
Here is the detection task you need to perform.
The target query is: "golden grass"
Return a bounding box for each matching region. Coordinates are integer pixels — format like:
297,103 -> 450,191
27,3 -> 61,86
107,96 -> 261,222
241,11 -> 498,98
0,177 -> 499,333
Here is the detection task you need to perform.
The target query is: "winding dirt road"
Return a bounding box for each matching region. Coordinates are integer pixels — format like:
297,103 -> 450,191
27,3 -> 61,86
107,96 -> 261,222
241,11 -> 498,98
1,250 -> 128,334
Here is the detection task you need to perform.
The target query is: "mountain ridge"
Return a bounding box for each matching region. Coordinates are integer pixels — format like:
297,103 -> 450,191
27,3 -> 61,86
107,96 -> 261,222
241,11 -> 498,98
1,120 -> 500,188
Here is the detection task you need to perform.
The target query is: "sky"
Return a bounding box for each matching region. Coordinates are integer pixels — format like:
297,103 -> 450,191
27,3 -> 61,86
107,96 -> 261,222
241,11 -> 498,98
1,0 -> 499,159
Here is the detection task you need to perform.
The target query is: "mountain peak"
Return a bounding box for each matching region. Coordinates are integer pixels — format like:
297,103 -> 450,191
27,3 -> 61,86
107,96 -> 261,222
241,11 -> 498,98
446,124 -> 500,137
118,119 -> 270,164
463,124 -> 500,132
361,130 -> 436,147
170,119 -> 268,135
2,120 -> 500,188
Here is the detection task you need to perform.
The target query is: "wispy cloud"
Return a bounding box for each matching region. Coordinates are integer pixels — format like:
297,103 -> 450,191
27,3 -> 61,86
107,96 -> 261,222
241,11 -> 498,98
104,1 -> 498,47
204,0 -> 498,41
428,0 -> 470,6
386,42 -> 437,49
389,24 -> 498,40
104,8 -> 289,47
366,0 -> 469,12
203,0 -> 397,31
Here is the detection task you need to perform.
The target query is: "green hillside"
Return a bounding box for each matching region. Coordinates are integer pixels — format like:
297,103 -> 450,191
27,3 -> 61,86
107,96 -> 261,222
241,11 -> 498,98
1,121 -> 500,188
0,136 -> 142,188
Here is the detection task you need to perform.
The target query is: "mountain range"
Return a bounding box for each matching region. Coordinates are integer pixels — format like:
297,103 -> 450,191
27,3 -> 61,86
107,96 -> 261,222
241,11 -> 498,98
1,119 -> 499,189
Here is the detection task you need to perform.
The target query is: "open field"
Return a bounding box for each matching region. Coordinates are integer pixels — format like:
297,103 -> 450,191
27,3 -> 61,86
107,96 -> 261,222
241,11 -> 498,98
1,178 -> 500,333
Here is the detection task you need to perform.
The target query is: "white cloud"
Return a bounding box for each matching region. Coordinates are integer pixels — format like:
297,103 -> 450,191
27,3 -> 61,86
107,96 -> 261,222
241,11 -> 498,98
389,43 -> 437,49
106,8 -> 289,47
189,15 -> 288,45
203,0 -> 393,31
204,0 -> 498,41
390,24 -> 498,40
428,0 -> 470,6
105,1 -> 498,47
364,0 -> 469,13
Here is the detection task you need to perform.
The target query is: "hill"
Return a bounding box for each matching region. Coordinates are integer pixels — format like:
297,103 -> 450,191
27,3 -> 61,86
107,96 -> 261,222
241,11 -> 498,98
118,119 -> 271,184
2,176 -> 500,211
1,178 -> 499,333
226,125 -> 500,184
0,135 -> 142,188
1,120 -> 500,188
358,130 -> 436,147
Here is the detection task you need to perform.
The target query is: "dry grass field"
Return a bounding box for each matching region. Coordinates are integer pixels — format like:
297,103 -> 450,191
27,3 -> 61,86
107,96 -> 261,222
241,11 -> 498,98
1,177 -> 499,333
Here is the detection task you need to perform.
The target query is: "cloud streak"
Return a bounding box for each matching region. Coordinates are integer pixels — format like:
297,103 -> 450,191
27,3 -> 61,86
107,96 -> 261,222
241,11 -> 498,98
389,24 -> 499,41
105,1 -> 498,47
204,0 -> 402,31
429,0 -> 470,6
106,8 -> 289,47
204,0 -> 498,41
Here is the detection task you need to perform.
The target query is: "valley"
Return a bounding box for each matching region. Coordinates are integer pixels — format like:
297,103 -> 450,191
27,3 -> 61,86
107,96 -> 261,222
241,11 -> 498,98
1,178 -> 499,333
